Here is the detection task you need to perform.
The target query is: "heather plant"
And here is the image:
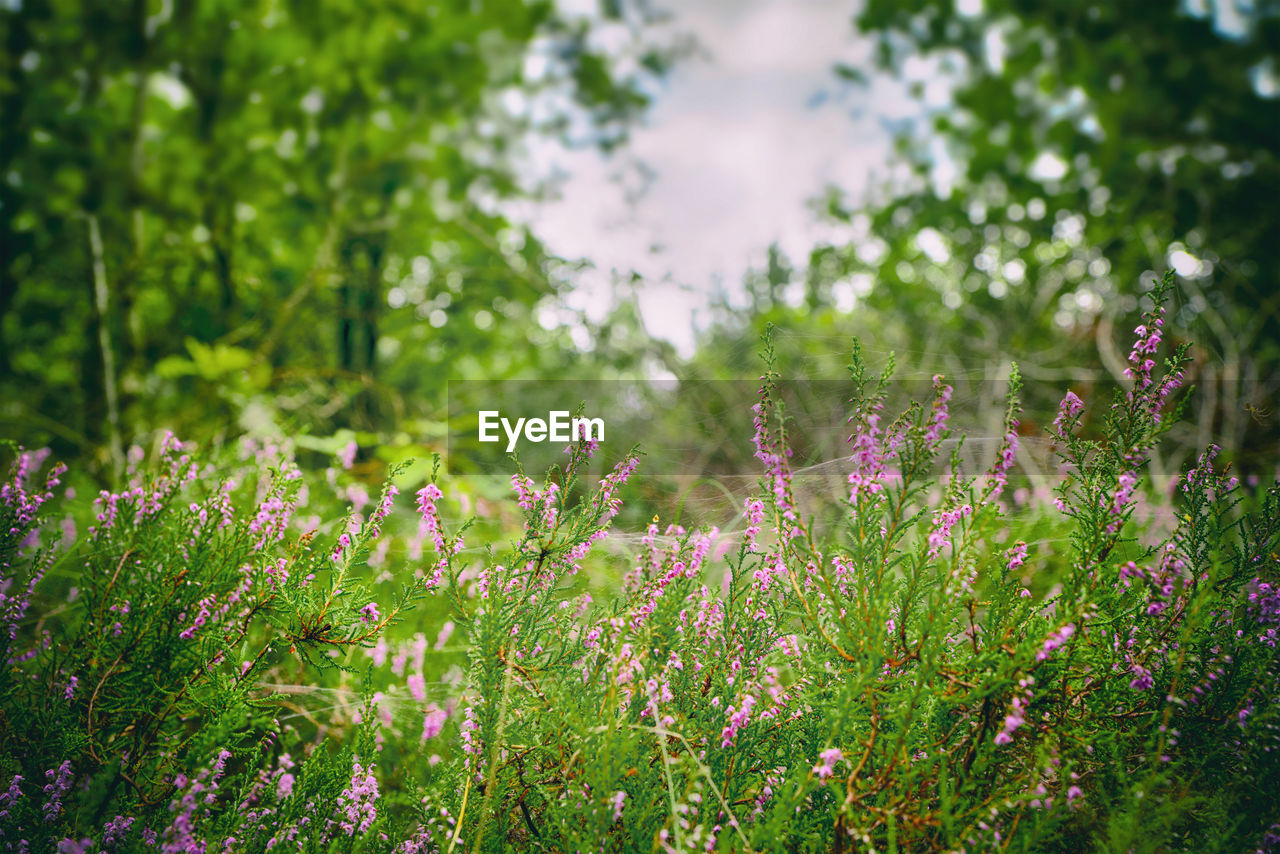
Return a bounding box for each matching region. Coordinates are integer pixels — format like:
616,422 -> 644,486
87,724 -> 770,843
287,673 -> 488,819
0,435 -> 440,851
2,274 -> 1278,852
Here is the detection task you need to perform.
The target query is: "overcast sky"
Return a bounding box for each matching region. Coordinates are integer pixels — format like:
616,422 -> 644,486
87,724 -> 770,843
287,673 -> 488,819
524,0 -> 927,356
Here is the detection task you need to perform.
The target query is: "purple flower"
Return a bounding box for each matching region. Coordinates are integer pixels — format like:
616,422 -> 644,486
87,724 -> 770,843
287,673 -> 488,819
1129,664 -> 1154,692
370,483 -> 399,528
719,693 -> 756,748
459,704 -> 483,775
1006,541 -> 1029,573
332,531 -> 353,563
752,391 -> 799,532
248,485 -> 297,551
178,594 -> 215,641
595,454 -> 640,521
1037,623 -> 1076,661
1125,313 -> 1164,390
1107,469 -> 1139,534
928,504 -> 973,560
742,498 -> 766,553
995,695 -> 1027,745
103,815 -> 135,847
336,760 -> 380,836
42,761 -> 73,822
846,409 -> 888,502
812,747 -> 843,781
1052,391 -> 1085,436
924,375 -> 953,443
0,773 -> 23,811
990,422 -> 1020,495
421,704 -> 448,741
415,483 -> 449,559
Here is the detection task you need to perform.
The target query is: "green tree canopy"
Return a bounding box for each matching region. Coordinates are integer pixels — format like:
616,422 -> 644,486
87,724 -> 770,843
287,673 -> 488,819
1,0 -> 671,474
788,0 -> 1279,474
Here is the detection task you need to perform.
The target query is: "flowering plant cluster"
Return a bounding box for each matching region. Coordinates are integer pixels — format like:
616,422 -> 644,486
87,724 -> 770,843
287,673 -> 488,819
2,275 -> 1278,852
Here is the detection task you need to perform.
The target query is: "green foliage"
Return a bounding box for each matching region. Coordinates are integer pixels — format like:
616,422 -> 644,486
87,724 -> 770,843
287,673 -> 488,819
2,286 -> 1277,851
0,0 -> 674,471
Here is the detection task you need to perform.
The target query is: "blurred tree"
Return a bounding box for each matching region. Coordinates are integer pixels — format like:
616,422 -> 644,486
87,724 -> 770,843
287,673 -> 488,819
0,0 -> 673,473
791,0 -> 1279,476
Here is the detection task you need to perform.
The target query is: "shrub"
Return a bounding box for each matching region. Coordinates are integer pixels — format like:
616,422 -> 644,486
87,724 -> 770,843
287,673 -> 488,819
2,274 -> 1277,852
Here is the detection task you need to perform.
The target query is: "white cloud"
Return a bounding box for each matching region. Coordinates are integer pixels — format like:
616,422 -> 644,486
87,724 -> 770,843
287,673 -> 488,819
518,0 -> 920,355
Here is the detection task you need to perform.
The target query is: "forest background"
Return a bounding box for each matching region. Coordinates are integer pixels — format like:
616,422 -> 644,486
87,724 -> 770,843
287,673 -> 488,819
3,0 -> 1278,534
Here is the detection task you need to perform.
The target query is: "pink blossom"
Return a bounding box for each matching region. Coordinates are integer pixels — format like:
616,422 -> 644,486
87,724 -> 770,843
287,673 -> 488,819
421,705 -> 448,741
1037,623 -> 1076,661
1052,391 -> 1085,435
812,747 -> 843,780
924,375 -> 953,443
928,504 -> 973,559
